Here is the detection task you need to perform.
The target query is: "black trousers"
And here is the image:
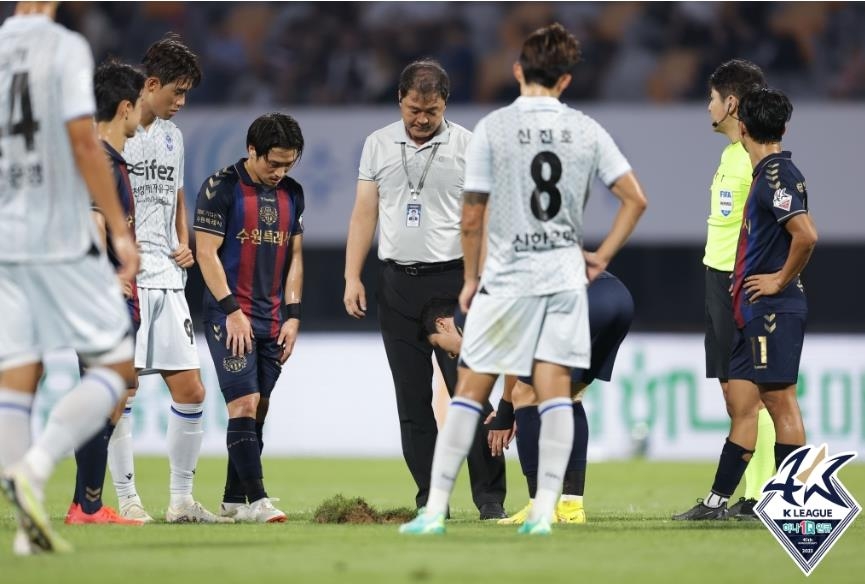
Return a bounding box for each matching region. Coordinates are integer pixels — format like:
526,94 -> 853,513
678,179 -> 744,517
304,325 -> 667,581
377,260 -> 507,510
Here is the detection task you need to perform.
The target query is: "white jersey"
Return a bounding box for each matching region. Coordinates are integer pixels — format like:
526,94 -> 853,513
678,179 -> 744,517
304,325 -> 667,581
123,117 -> 186,289
464,96 -> 631,297
0,14 -> 98,261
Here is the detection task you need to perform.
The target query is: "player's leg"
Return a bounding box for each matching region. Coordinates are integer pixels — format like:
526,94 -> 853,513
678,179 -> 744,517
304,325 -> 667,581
498,379 -> 540,525
756,314 -> 807,470
521,290 -> 589,533
108,384 -> 152,522
147,289 -> 216,521
399,367 -> 498,534
227,337 -> 286,523
434,346 -> 506,519
2,258 -> 134,551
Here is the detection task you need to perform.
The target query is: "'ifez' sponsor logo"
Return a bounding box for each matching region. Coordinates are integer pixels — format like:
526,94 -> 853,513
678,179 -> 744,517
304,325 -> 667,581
756,444 -> 860,576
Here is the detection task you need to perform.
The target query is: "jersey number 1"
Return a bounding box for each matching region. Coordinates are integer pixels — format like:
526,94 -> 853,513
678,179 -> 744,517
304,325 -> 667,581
0,71 -> 40,157
529,151 -> 562,222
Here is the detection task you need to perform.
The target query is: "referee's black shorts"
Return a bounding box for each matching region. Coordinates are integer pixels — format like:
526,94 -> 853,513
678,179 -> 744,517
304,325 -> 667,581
705,266 -> 736,381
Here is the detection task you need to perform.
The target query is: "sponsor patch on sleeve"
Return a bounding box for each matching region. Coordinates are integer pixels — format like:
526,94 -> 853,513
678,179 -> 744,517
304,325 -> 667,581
773,188 -> 792,212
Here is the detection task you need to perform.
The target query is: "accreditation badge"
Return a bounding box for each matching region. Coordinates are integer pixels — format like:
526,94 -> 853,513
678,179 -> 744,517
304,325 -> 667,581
406,203 -> 421,228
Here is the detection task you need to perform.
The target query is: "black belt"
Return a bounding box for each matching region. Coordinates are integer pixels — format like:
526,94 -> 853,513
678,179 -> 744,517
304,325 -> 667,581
384,258 -> 463,276
706,266 -> 732,274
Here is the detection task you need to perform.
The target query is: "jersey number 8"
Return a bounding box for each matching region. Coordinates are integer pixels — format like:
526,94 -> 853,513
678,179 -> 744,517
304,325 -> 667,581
529,151 -> 562,222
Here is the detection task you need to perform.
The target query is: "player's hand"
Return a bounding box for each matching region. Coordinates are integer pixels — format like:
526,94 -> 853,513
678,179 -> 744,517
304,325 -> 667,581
459,279 -> 479,313
277,318 -> 300,364
343,279 -> 367,319
172,243 -> 195,268
744,272 -> 784,302
112,233 -> 140,284
226,310 -> 253,357
119,277 -> 134,299
484,411 -> 515,457
583,250 -> 608,283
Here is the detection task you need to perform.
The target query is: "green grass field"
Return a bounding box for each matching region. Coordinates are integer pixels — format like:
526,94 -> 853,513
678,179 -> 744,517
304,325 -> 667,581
2,457 -> 863,583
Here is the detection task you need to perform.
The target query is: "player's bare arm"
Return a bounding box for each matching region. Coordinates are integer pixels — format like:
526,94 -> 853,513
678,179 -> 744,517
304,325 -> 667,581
173,187 -> 195,268
343,180 -> 380,318
278,234 -> 304,363
486,375 -> 517,456
68,116 -> 139,282
459,190 -> 489,312
744,213 -> 818,301
195,230 -> 252,357
585,171 -> 648,282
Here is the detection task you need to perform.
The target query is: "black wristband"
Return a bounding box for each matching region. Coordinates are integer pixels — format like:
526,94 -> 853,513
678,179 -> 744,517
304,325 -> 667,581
488,398 -> 515,431
218,294 -> 241,314
281,303 -> 301,321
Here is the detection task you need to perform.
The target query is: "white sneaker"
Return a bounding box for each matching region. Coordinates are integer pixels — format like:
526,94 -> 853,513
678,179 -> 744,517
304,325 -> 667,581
165,500 -> 235,524
1,468 -> 71,553
219,501 -> 247,519
13,528 -> 38,556
119,498 -> 154,524
236,497 -> 287,523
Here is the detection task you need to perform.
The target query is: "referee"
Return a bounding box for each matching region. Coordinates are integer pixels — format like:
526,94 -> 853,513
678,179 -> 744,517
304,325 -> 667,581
344,60 -> 506,519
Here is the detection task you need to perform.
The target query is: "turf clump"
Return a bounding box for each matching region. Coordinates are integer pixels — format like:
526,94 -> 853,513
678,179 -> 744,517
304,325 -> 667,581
313,494 -> 415,524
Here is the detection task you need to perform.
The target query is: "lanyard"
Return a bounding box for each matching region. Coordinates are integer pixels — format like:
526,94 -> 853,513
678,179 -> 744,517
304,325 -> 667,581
401,142 -> 440,200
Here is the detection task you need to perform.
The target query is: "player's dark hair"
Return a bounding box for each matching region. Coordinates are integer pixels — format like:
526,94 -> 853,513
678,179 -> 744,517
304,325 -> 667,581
142,33 -> 202,88
708,59 -> 766,100
519,23 -> 581,88
94,59 -> 145,122
246,112 -> 305,161
420,298 -> 458,338
738,88 -> 793,144
398,59 -> 450,102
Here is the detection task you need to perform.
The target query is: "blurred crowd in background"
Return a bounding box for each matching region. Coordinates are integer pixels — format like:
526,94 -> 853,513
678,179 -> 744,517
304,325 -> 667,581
39,1 -> 865,105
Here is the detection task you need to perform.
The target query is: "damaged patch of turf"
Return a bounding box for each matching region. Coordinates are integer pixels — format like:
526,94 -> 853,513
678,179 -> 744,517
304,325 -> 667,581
313,494 -> 416,524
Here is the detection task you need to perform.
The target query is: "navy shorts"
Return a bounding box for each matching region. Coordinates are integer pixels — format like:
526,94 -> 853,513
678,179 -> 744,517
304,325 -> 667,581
519,272 -> 634,386
729,313 -> 805,385
204,318 -> 283,403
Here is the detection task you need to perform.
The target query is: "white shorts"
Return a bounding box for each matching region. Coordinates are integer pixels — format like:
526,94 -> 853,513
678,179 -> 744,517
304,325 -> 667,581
135,288 -> 200,373
460,289 -> 590,377
0,255 -> 133,370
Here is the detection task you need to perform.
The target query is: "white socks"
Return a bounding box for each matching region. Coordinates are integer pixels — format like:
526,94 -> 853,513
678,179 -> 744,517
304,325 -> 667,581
26,368 -> 124,490
109,395 -> 138,500
425,397 -> 483,516
0,389 -> 34,469
704,491 -> 729,508
529,397 -> 574,524
167,401 -> 203,506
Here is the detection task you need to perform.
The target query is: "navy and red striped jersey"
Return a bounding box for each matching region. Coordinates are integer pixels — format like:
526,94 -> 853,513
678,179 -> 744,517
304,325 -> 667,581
732,151 -> 808,328
99,140 -> 140,326
194,159 -> 305,337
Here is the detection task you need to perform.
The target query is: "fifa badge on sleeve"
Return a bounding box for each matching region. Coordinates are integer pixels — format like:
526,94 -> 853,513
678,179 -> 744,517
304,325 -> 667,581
755,444 -> 861,576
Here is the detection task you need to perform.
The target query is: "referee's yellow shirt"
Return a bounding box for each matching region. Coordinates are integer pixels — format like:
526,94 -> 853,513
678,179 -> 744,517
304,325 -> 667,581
703,141 -> 752,271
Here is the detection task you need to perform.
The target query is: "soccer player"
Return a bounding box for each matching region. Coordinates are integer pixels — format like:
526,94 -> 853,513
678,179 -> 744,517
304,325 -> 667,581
195,113 -> 305,523
423,273 -> 635,526
400,23 -> 647,535
492,272 -> 634,525
674,88 -> 816,520
64,59 -> 147,526
0,1 -> 139,553
702,59 -> 775,520
120,34 -> 225,523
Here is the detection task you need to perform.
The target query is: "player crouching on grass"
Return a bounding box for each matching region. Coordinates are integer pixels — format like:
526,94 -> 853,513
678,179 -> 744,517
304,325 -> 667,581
422,270 -> 634,526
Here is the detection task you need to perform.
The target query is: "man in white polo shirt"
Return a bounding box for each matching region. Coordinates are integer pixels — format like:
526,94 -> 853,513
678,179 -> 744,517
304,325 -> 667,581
344,59 -> 506,520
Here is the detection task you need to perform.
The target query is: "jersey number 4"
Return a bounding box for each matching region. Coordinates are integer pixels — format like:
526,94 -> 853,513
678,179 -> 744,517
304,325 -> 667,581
0,71 -> 40,157
529,151 -> 562,222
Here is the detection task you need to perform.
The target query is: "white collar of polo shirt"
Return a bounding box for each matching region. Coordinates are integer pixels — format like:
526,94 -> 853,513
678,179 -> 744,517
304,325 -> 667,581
392,119 -> 452,151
